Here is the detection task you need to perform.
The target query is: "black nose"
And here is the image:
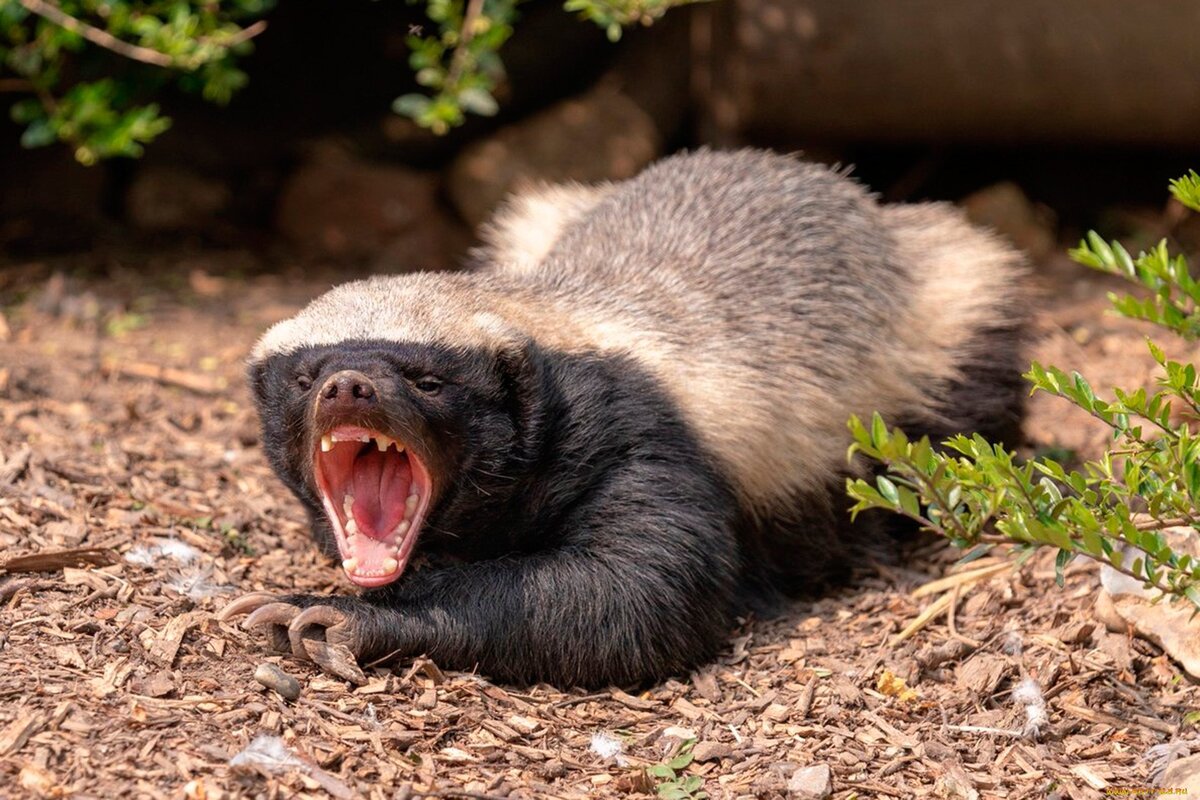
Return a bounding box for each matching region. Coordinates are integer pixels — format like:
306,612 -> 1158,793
319,370 -> 377,409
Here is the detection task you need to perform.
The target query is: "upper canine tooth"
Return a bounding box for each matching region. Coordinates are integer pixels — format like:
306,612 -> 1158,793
320,435 -> 334,452
375,435 -> 390,452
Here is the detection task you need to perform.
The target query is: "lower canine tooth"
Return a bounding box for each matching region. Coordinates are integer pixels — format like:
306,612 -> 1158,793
342,558 -> 358,573
382,557 -> 399,574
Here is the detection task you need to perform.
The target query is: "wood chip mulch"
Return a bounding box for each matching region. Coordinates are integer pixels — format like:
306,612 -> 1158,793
0,254 -> 1194,799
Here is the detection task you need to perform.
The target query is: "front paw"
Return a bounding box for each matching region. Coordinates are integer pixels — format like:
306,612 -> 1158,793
219,593 -> 368,679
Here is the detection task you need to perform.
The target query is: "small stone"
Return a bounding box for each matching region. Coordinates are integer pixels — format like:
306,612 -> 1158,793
962,182 -> 1056,262
19,764 -> 58,798
446,84 -> 660,227
1161,752 -> 1200,795
254,662 -> 301,701
787,763 -> 832,800
692,741 -> 732,762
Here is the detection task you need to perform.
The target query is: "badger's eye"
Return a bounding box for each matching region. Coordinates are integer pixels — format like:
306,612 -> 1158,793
296,375 -> 313,391
414,375 -> 443,394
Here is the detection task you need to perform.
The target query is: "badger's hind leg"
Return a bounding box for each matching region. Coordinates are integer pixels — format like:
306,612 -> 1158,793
883,202 -> 1032,449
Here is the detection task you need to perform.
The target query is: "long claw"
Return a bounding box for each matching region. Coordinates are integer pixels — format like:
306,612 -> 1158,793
244,602 -> 303,629
217,592 -> 278,621
287,606 -> 350,659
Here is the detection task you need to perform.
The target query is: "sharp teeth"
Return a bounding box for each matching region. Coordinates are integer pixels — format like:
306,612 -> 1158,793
381,557 -> 399,574
320,435 -> 333,452
373,434 -> 405,453
342,558 -> 358,573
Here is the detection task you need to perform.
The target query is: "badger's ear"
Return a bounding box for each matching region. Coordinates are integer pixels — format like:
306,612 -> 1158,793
246,359 -> 271,407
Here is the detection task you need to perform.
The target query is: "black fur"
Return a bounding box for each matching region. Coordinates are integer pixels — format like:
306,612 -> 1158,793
252,340 -> 740,686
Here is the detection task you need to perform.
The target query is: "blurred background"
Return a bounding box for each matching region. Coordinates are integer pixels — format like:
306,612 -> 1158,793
2,0 -> 1198,277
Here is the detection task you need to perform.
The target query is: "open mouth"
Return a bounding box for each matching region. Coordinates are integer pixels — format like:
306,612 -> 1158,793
313,425 -> 433,588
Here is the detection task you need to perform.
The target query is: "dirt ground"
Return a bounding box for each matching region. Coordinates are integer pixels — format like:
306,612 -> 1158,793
0,247 -> 1196,800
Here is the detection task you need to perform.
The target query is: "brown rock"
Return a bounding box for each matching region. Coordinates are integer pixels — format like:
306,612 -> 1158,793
1160,753 -> 1200,796
787,764 -> 832,800
276,144 -> 454,267
127,165 -> 231,231
254,662 -> 301,701
962,182 -> 1056,262
691,741 -> 732,762
446,83 -> 660,227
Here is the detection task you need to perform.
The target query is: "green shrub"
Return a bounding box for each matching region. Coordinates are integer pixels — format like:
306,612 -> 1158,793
1,0 -> 270,163
847,171 -> 1200,606
1,0 -> 699,162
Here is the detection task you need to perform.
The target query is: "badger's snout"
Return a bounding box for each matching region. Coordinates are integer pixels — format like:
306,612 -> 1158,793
319,370 -> 378,410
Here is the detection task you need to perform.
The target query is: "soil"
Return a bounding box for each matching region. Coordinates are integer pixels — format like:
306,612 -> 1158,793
0,246 -> 1195,800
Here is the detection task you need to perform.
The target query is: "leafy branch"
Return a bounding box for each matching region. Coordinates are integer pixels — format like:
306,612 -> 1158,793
393,0 -> 705,133
847,172 -> 1200,608
1,0 -> 271,163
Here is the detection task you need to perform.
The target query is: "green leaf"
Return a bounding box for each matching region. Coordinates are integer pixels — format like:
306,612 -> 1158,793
1169,170 -> 1200,213
1054,549 -> 1071,587
393,93 -> 433,117
19,117 -> 56,148
458,86 -> 499,116
876,476 -> 900,505
871,412 -> 889,450
666,751 -> 694,770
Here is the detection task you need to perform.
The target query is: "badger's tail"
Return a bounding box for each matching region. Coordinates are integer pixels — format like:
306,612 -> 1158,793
884,202 -> 1032,448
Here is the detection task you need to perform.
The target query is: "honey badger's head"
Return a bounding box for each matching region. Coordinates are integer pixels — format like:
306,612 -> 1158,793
247,276 -> 545,588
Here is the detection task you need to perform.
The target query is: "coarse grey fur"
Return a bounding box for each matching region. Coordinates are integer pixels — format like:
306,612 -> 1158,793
257,148 -> 1027,511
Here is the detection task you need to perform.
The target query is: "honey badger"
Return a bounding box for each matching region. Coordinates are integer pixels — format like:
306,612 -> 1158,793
222,149 -> 1028,687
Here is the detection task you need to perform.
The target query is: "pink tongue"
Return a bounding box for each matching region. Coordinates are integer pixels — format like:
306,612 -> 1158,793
350,448 -> 412,538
